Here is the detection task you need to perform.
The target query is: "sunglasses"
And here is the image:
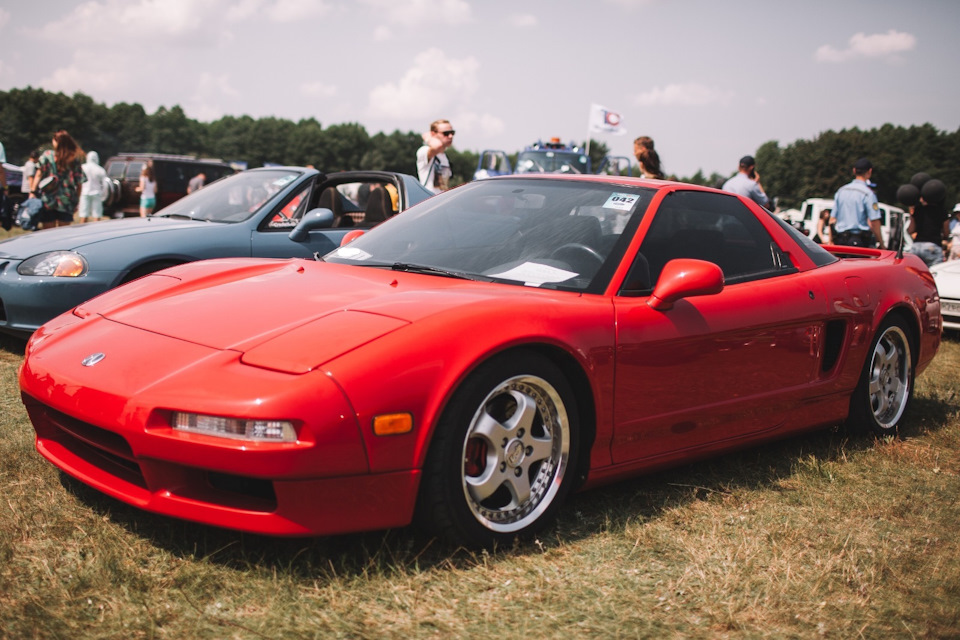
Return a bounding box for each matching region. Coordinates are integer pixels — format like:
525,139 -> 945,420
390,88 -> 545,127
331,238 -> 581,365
438,130 -> 456,136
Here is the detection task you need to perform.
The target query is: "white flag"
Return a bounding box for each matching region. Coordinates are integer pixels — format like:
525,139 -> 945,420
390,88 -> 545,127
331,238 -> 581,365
588,103 -> 626,135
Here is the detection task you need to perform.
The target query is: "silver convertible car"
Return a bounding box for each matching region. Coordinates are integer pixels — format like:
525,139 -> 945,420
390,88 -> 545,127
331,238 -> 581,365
0,167 -> 432,338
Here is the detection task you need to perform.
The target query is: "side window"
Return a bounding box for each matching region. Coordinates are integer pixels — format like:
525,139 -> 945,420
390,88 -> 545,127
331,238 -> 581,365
636,191 -> 788,288
265,183 -> 312,229
125,162 -> 144,182
107,162 -> 126,179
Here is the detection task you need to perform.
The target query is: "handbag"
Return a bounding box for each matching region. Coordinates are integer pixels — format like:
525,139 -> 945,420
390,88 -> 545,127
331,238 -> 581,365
38,156 -> 59,194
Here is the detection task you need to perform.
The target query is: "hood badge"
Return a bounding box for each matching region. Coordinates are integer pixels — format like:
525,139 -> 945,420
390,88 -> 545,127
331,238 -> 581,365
81,352 -> 106,367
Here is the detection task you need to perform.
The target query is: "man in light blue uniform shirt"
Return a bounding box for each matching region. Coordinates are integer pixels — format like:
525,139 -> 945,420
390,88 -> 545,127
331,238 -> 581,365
722,155 -> 769,207
832,157 -> 883,248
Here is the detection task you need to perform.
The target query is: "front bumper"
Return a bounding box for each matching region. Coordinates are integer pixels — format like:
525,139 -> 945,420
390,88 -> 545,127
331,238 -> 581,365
0,260 -> 119,336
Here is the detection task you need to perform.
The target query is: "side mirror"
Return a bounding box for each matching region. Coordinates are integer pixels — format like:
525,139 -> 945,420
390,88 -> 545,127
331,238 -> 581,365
647,258 -> 724,311
288,208 -> 335,242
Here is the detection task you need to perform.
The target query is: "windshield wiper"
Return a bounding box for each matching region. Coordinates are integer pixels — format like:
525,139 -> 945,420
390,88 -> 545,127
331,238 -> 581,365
156,212 -> 196,220
390,262 -> 487,281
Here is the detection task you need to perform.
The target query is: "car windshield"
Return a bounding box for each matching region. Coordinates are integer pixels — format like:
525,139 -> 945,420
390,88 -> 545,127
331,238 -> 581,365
515,151 -> 589,174
325,178 -> 656,293
155,169 -> 303,222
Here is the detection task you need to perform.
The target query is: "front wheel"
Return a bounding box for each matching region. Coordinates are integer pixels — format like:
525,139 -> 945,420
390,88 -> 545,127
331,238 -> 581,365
848,317 -> 914,437
417,351 -> 579,548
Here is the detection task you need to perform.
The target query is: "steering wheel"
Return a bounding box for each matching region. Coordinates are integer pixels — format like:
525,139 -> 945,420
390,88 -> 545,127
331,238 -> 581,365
549,243 -> 604,270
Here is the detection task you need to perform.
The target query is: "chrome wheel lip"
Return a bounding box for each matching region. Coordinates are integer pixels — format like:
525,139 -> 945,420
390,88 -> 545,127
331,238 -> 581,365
461,374 -> 570,533
868,325 -> 912,430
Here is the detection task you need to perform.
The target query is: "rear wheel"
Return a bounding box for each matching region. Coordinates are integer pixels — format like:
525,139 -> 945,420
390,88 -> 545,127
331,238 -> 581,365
417,351 -> 579,548
848,317 -> 914,437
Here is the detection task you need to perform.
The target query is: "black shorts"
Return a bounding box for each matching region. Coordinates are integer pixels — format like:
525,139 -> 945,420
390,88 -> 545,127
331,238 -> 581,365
833,230 -> 877,248
37,206 -> 74,224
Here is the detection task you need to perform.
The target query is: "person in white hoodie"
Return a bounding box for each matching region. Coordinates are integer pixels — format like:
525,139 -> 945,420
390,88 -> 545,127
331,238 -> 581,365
78,150 -> 108,222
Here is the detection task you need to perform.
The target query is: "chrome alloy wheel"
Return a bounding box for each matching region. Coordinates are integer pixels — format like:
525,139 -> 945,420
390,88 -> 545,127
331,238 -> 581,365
868,324 -> 912,430
460,374 -> 570,533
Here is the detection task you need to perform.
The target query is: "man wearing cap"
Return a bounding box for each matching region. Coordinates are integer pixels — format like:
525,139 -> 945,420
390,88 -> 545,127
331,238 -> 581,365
722,155 -> 769,207
832,158 -> 883,248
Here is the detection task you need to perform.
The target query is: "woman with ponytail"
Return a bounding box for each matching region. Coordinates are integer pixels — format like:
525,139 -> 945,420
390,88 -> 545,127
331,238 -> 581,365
30,129 -> 85,228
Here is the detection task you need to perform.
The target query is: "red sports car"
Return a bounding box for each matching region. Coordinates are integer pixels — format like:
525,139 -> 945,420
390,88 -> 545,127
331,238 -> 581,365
19,175 -> 942,548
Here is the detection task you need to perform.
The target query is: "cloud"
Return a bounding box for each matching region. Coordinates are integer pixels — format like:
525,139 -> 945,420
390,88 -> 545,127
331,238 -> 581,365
358,0 -> 471,27
37,50 -> 125,97
453,112 -> 506,140
366,48 -> 480,119
509,14 -> 538,28
300,81 -> 338,98
815,29 -> 916,63
260,0 -> 333,23
186,73 -> 242,121
34,0 -> 226,44
602,0 -> 656,7
371,25 -> 392,41
0,8 -> 11,29
634,83 -> 735,107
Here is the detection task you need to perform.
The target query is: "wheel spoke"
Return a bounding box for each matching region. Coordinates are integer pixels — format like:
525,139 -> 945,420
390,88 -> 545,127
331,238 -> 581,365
525,433 -> 554,464
502,469 -> 532,507
466,466 -> 509,503
471,410 -> 512,447
502,390 -> 538,434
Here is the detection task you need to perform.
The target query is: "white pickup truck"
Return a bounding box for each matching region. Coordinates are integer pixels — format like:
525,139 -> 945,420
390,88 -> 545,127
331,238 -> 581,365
780,197 -> 911,249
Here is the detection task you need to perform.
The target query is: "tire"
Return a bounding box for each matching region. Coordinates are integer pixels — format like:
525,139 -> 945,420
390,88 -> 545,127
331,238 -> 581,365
848,317 -> 914,437
417,350 -> 579,548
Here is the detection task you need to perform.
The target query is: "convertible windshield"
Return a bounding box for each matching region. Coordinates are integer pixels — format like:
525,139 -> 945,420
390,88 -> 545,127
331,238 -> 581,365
156,169 -> 303,222
515,151 -> 589,174
326,178 -> 655,293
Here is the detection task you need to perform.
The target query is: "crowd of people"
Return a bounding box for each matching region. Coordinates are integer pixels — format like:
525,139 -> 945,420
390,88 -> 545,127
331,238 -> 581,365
0,130 -> 211,231
4,122 -> 959,264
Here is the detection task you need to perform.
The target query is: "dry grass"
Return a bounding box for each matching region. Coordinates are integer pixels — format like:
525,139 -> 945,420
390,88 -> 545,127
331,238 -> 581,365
1,331 -> 958,639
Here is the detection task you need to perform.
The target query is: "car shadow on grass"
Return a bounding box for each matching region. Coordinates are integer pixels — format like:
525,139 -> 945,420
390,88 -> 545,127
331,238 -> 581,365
0,332 -> 26,356
57,393 -> 955,578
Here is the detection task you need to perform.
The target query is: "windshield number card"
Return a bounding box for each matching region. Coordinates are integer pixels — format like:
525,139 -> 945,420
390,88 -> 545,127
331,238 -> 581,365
603,192 -> 638,212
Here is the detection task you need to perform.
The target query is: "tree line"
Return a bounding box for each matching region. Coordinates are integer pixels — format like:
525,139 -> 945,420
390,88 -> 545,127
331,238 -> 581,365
2,87 -> 957,208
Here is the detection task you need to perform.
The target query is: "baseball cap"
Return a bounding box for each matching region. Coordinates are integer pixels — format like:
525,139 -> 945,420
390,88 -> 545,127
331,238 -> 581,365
954,203 -> 960,213
853,157 -> 873,171
739,155 -> 755,167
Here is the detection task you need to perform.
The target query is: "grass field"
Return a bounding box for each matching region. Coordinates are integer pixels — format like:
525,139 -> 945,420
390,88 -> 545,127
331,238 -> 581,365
0,330 -> 958,639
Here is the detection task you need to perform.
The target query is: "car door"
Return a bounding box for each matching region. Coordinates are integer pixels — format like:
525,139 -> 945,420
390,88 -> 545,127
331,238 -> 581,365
249,176 -> 350,259
611,190 -> 830,463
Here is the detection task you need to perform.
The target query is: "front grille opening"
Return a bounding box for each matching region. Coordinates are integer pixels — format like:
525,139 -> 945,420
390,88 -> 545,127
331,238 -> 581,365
207,472 -> 277,510
34,401 -> 147,489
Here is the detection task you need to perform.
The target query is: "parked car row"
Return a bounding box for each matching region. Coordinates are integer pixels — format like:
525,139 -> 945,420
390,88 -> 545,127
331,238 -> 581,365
0,167 -> 432,337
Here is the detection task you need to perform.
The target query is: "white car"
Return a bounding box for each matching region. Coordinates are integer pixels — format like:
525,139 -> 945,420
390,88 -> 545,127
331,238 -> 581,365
781,197 -> 911,250
931,260 -> 960,331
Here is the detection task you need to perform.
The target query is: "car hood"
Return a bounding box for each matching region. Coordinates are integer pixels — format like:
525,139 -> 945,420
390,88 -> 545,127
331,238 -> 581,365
0,217 -> 217,259
75,258 -> 534,374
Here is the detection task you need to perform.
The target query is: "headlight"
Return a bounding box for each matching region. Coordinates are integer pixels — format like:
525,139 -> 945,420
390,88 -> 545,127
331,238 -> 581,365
171,412 -> 297,443
18,251 -> 88,277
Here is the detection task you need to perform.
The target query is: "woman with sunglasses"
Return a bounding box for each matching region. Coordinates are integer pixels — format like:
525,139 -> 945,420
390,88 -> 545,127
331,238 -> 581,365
417,119 -> 455,194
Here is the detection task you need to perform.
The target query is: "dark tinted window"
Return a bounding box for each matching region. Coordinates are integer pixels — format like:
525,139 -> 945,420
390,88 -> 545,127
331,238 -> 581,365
107,162 -> 125,179
637,191 -> 794,288
767,210 -> 839,267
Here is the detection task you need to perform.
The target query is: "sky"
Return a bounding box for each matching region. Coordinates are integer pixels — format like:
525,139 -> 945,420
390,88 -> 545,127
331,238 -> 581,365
1,0 -> 958,178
